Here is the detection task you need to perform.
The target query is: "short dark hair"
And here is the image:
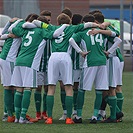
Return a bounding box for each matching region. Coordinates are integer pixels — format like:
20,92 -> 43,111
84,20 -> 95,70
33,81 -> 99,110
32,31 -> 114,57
40,10 -> 51,16
72,14 -> 83,25
82,14 -> 95,22
37,16 -> 49,24
93,12 -> 104,23
89,9 -> 102,15
61,7 -> 72,18
28,14 -> 39,22
25,13 -> 34,21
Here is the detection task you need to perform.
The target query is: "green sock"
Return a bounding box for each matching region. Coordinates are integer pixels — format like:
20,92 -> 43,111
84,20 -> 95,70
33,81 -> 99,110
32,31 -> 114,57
93,90 -> 102,117
21,90 -> 31,119
46,95 -> 54,117
60,89 -> 66,110
116,92 -> 124,111
73,89 -> 78,111
14,91 -> 23,119
34,90 -> 42,112
108,96 -> 117,119
4,89 -> 13,117
65,96 -> 73,118
77,89 -> 85,117
43,92 -> 47,112
12,89 -> 16,113
116,105 -> 121,113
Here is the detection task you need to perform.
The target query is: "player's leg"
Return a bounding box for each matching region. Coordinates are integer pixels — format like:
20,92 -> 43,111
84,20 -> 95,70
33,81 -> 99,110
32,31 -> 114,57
2,60 -> 15,122
74,67 -> 93,123
34,85 -> 42,120
14,87 -> 23,123
103,57 -> 121,123
34,71 -> 44,120
4,86 -> 15,122
59,80 -> 67,120
72,69 -> 81,118
72,82 -> 78,118
60,53 -> 74,124
64,84 -> 74,124
18,67 -> 37,124
90,66 -> 108,124
116,61 -> 124,113
45,85 -> 56,124
45,53 -> 59,124
42,84 -> 48,120
97,91 -> 108,120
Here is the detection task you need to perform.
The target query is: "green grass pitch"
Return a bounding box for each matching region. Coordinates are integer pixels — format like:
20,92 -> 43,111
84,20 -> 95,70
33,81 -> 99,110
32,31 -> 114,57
0,72 -> 133,133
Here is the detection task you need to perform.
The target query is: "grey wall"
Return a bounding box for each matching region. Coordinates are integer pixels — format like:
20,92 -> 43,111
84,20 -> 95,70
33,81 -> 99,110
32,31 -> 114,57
3,0 -> 40,19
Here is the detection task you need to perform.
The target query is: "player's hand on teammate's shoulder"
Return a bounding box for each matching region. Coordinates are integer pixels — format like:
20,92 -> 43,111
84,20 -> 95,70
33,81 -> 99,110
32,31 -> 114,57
88,28 -> 99,35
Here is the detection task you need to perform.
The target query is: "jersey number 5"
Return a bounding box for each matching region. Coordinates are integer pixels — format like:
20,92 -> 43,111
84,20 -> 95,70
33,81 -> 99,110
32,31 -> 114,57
24,31 -> 35,46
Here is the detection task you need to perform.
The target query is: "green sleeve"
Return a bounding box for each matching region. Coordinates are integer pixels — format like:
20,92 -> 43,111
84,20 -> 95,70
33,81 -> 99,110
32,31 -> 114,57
42,29 -> 54,40
72,32 -> 82,43
12,21 -> 25,37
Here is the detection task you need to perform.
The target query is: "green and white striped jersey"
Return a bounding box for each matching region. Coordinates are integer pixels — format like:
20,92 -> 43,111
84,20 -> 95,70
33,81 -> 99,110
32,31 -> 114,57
49,24 -> 85,53
12,22 -> 54,71
72,28 -> 115,67
39,39 -> 51,72
0,37 -> 21,62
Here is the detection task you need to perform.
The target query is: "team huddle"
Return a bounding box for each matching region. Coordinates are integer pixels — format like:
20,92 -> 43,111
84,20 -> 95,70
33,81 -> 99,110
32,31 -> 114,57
0,7 -> 124,124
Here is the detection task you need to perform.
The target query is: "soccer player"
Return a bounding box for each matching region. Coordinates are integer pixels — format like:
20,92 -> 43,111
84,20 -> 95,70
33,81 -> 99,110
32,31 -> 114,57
34,10 -> 52,120
93,12 -> 124,123
59,13 -> 83,120
0,19 -> 21,123
58,7 -> 73,120
34,16 -> 51,121
7,15 -> 64,124
69,13 -> 122,124
104,18 -> 124,120
0,14 -> 40,123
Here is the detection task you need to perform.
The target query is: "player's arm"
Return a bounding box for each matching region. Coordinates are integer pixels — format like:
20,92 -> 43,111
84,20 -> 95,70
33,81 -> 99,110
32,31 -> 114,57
53,24 -> 69,38
84,22 -> 99,29
99,22 -> 111,29
22,22 -> 37,28
8,19 -> 23,33
69,38 -> 89,58
89,29 -> 116,37
105,37 -> 122,56
2,22 -> 11,35
1,17 -> 18,34
0,33 -> 18,40
0,34 -> 9,40
32,20 -> 49,29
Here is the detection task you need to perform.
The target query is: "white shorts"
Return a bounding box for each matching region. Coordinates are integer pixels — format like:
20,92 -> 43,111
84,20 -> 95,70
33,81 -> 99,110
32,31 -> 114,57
48,52 -> 73,85
0,59 -> 14,86
79,66 -> 109,91
117,61 -> 124,86
107,57 -> 121,87
11,66 -> 37,88
73,69 -> 81,82
37,71 -> 48,85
